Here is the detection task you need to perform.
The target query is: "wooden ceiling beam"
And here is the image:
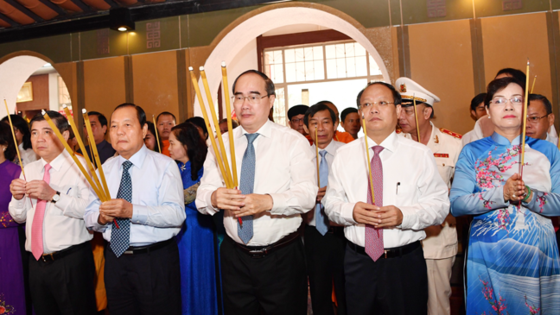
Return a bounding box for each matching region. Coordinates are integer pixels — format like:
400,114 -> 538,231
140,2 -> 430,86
70,0 -> 94,12
4,0 -> 44,22
0,13 -> 20,27
37,0 -> 67,15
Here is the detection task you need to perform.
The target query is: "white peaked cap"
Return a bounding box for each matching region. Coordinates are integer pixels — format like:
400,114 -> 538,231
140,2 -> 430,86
395,77 -> 440,106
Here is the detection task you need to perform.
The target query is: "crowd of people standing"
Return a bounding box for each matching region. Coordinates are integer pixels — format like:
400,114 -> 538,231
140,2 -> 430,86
0,66 -> 559,315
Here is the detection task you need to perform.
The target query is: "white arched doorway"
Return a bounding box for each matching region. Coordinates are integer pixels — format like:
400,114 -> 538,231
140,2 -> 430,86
195,6 -> 390,117
0,55 -> 59,117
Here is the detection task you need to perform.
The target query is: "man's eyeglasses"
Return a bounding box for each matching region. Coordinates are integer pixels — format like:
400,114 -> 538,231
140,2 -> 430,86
232,94 -> 269,105
359,101 -> 394,108
526,114 -> 549,123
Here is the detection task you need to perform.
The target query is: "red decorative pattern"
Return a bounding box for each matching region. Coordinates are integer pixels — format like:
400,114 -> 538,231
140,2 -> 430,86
146,22 -> 161,49
427,0 -> 446,18
96,29 -> 110,55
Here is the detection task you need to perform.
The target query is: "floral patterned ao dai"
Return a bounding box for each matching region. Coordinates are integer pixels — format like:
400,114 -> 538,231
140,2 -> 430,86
450,133 -> 560,315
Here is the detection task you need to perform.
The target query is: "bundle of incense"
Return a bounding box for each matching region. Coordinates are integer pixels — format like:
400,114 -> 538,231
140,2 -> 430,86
42,110 -> 118,228
4,99 -> 33,207
520,60 -> 530,177
152,115 -> 161,153
188,65 -> 241,224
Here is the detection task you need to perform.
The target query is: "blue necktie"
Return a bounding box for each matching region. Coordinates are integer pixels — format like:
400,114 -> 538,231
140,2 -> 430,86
238,133 -> 259,244
316,150 -> 329,235
110,160 -> 133,257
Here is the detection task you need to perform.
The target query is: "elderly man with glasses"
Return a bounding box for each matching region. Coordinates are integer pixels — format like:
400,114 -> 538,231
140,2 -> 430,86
196,70 -> 317,315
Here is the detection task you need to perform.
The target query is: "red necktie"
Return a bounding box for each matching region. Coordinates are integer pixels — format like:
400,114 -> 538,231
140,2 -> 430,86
31,163 -> 51,260
365,146 -> 384,261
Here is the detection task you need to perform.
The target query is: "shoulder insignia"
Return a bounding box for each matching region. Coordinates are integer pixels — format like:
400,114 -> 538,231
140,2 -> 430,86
440,128 -> 462,139
434,153 -> 449,158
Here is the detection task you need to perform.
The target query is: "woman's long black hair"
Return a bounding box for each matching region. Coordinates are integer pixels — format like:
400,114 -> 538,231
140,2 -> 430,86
171,122 -> 208,181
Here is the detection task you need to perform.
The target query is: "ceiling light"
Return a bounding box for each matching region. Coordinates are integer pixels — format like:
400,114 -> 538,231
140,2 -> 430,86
110,8 -> 135,32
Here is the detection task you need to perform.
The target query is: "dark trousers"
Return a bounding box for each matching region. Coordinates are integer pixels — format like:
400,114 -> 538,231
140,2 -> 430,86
304,225 -> 347,315
29,242 -> 97,315
345,242 -> 428,315
104,239 -> 181,315
221,235 -> 307,315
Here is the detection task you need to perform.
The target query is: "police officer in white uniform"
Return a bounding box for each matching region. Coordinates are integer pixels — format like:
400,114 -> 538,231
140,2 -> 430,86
395,77 -> 461,315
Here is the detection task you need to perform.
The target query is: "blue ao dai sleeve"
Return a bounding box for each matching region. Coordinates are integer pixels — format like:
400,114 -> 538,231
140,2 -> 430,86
450,145 -> 509,217
522,145 -> 560,216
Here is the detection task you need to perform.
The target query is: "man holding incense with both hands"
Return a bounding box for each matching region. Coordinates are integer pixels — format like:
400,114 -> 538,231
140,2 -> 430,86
395,77 -> 461,315
9,111 -> 97,315
196,70 -> 317,315
323,81 -> 449,315
302,102 -> 347,315
84,103 -> 185,314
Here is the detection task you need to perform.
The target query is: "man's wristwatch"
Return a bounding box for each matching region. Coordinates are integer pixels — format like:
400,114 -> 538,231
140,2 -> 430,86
51,191 -> 61,204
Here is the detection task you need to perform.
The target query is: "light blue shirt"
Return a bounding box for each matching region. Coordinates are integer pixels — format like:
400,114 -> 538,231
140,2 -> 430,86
84,145 -> 186,246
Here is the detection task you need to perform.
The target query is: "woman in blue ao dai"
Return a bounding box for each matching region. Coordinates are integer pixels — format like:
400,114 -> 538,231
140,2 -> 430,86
169,122 -> 217,315
450,77 -> 560,314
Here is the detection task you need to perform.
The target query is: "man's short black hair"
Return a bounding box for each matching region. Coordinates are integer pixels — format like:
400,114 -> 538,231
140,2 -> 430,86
88,111 -> 108,135
156,111 -> 176,123
288,105 -> 309,120
529,94 -> 553,115
470,93 -> 487,111
356,82 -> 402,108
495,68 -> 526,86
29,111 -> 69,133
113,103 -> 147,127
341,107 -> 358,123
303,103 -> 337,127
232,70 -> 276,97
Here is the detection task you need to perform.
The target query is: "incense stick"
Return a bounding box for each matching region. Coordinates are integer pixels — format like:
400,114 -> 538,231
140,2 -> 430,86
520,60 -> 530,177
315,129 -> 320,187
152,115 -> 161,153
83,109 -> 111,199
200,67 -> 234,188
221,62 -> 238,188
413,95 -> 421,143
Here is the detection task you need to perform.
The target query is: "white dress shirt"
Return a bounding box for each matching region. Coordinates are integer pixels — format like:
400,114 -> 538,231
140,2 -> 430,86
19,143 -> 38,167
196,120 -> 318,246
84,145 -> 185,247
547,125 -> 558,146
9,150 -> 93,253
309,140 -> 345,227
323,131 -> 449,248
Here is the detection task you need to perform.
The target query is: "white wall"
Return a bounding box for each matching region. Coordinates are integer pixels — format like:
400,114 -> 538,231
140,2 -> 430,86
0,56 -> 48,117
48,73 -> 59,111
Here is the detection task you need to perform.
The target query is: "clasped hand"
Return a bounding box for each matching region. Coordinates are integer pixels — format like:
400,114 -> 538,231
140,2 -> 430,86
352,202 -> 403,228
211,187 -> 273,218
10,179 -> 55,201
98,199 -> 133,225
503,173 -> 531,202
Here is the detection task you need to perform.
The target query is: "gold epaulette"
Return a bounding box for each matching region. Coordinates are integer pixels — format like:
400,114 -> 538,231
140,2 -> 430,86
439,128 -> 462,139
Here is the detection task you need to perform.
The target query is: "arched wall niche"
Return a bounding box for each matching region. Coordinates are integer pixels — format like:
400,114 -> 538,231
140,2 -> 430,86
0,51 -> 74,118
196,3 -> 392,118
